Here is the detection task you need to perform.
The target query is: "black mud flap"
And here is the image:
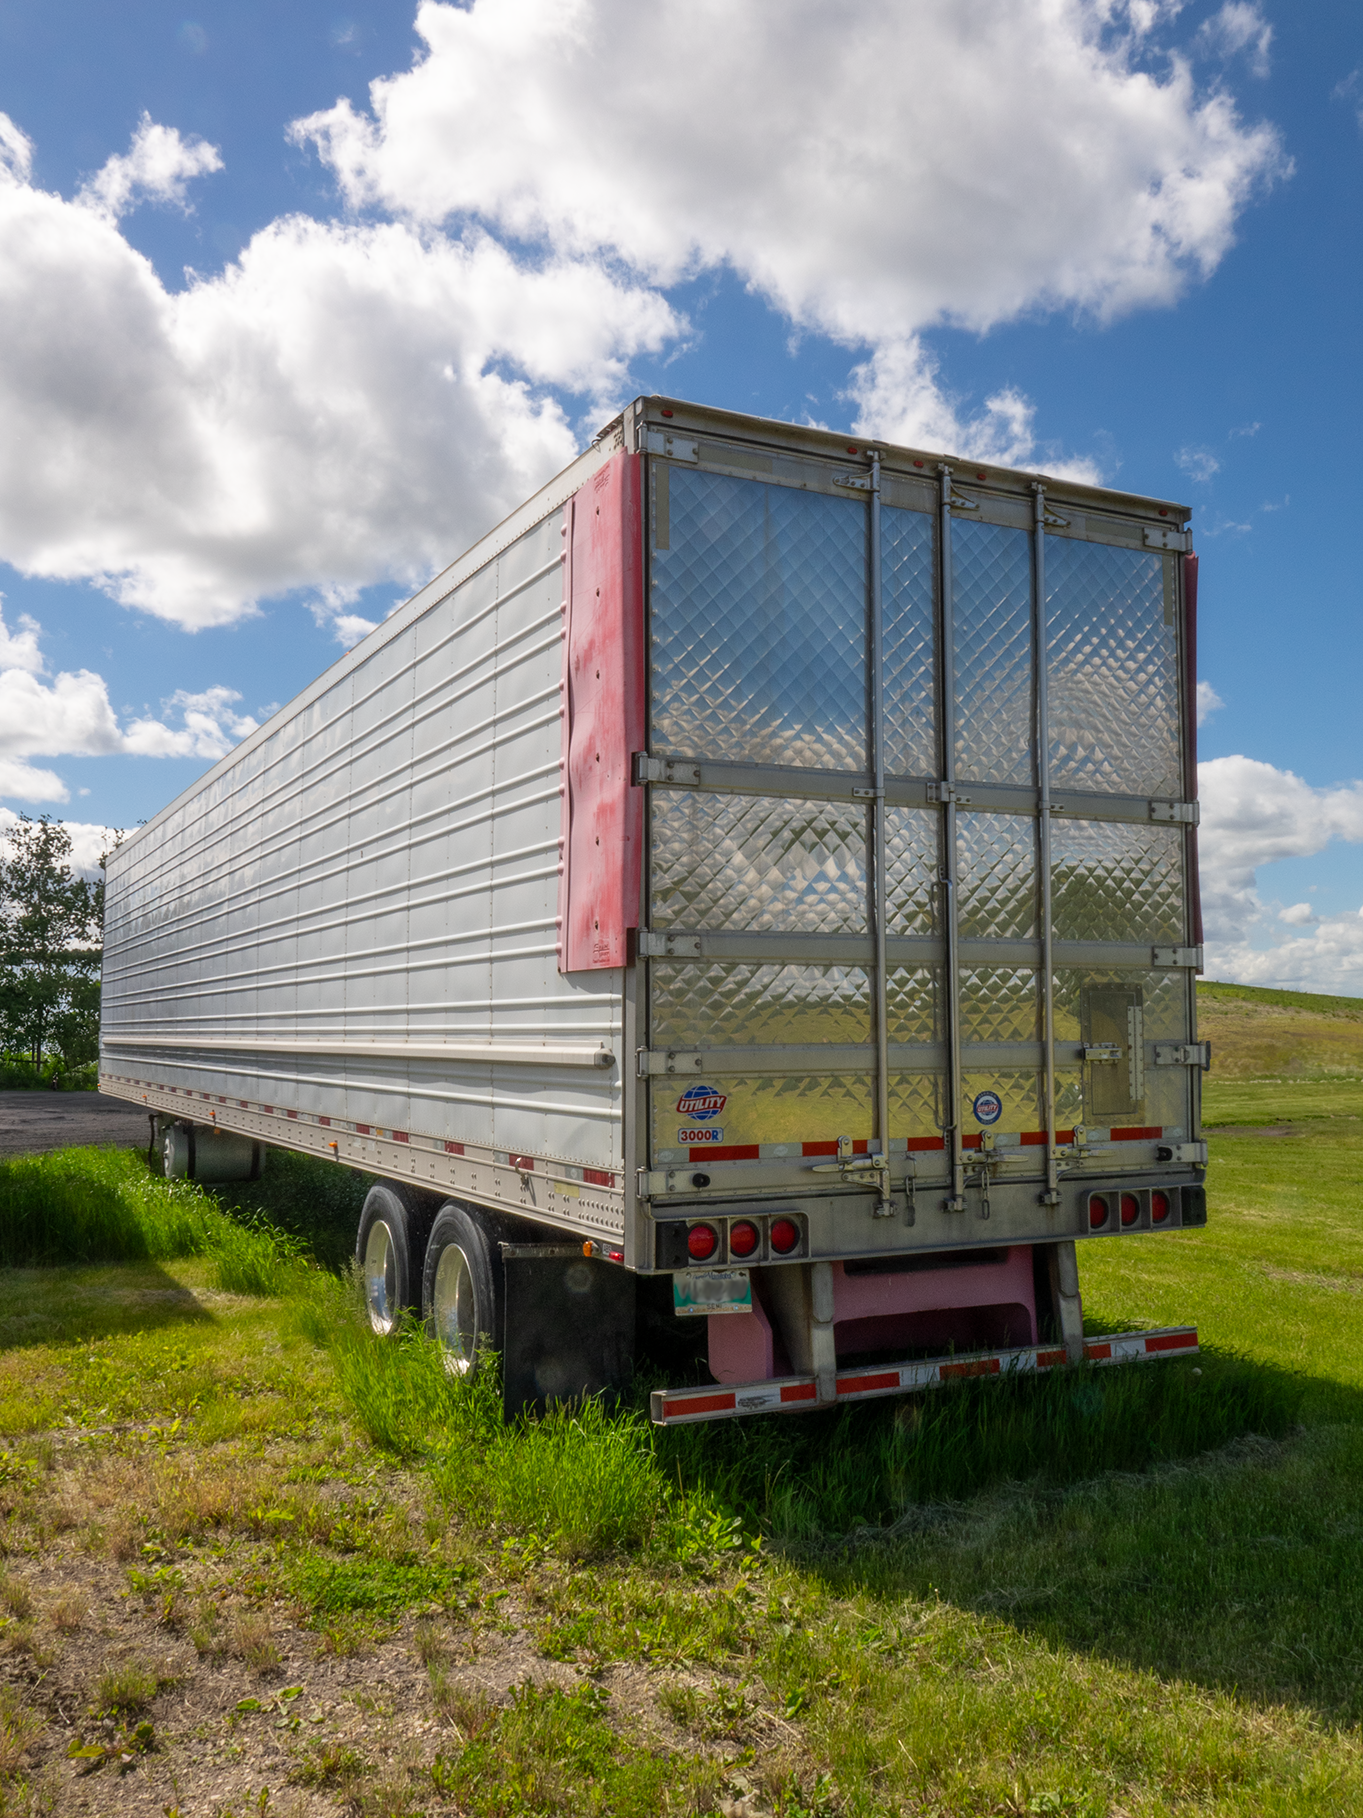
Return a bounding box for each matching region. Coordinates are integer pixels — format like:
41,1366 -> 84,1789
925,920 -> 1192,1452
500,1244 -> 636,1420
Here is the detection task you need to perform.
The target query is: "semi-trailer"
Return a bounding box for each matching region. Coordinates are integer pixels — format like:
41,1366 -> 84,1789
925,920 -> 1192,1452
99,395 -> 1207,1423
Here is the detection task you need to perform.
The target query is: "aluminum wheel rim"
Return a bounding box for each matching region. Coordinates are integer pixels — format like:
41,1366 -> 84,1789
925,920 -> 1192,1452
432,1243 -> 477,1374
363,1218 -> 398,1335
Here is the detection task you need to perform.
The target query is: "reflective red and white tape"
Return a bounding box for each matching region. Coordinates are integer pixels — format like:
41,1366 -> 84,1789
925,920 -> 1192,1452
648,1326 -> 1199,1425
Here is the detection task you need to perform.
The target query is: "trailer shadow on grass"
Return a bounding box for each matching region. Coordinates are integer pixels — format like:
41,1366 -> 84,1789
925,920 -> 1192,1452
788,1360 -> 1363,1727
0,1259 -> 216,1351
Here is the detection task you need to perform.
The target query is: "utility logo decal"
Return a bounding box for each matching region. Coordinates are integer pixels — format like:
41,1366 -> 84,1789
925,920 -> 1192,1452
675,1085 -> 727,1121
678,1126 -> 725,1145
972,1090 -> 1003,1125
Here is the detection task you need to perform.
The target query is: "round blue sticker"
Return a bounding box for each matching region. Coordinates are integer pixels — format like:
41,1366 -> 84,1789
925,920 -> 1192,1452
972,1090 -> 1003,1125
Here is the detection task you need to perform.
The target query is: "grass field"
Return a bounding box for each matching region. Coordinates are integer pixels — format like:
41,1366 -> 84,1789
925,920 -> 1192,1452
0,984 -> 1359,1814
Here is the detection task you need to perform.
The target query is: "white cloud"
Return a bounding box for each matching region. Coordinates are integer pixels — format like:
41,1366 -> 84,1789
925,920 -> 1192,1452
0,809 -> 120,876
0,5 -> 1285,630
298,0 -> 1283,339
0,118 -> 677,631
0,608 -> 260,797
1177,445 -> 1221,482
1196,679 -> 1224,725
0,601 -> 44,674
76,112 -> 223,221
1196,3 -> 1273,79
1198,754 -> 1363,991
122,687 -> 258,759
0,760 -> 69,803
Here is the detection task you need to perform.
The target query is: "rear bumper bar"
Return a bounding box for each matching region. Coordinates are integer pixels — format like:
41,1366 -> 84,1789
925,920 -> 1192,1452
648,1326 -> 1199,1425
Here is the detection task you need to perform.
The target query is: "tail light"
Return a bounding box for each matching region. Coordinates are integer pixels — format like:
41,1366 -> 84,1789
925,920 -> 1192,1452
728,1219 -> 759,1258
1151,1191 -> 1170,1224
686,1223 -> 718,1262
1120,1193 -> 1139,1227
768,1217 -> 801,1255
1089,1194 -> 1109,1230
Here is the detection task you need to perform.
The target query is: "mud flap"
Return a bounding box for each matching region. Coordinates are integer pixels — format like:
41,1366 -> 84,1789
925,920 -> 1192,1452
500,1244 -> 636,1419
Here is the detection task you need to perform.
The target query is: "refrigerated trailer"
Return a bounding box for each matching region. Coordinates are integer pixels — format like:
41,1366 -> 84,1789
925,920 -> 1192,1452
99,396 -> 1207,1423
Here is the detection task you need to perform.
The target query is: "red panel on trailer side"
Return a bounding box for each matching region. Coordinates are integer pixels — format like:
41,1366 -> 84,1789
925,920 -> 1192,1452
558,451 -> 646,972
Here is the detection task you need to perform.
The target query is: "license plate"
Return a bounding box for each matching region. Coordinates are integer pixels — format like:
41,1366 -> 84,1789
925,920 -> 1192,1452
672,1269 -> 752,1317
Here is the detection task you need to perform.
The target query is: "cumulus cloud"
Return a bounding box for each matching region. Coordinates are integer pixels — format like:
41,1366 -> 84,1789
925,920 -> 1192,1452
0,607 -> 260,800
76,112 -> 223,220
1195,679 -> 1224,725
0,119 -> 677,630
1199,754 -> 1363,992
0,809 -> 120,877
0,3 -> 1286,629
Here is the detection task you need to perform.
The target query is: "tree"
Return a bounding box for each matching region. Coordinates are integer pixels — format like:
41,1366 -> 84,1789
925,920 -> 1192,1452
0,816 -> 112,1080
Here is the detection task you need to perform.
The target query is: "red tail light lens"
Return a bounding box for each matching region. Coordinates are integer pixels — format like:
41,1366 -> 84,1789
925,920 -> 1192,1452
686,1223 -> 718,1262
768,1217 -> 800,1255
1151,1191 -> 1170,1224
1089,1194 -> 1108,1229
728,1219 -> 759,1258
1120,1193 -> 1139,1226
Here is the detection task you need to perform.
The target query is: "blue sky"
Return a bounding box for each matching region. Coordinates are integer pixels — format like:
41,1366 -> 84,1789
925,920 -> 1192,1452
1,0 -> 1361,989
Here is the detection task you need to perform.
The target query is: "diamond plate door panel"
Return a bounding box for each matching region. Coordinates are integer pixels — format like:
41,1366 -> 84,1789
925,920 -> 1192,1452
1046,538 -> 1181,797
958,813 -> 1037,939
652,1073 -> 873,1159
1054,966 -> 1191,1133
1051,821 -> 1184,943
960,968 -> 1041,1043
887,967 -> 941,1044
952,520 -> 1034,786
650,467 -> 868,770
650,792 -> 868,933
650,962 -> 871,1050
886,808 -> 940,934
881,504 -> 937,779
961,1070 -> 1043,1135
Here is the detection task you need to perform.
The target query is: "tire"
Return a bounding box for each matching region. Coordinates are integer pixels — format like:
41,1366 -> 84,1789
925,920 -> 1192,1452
421,1203 -> 503,1376
356,1183 -> 432,1337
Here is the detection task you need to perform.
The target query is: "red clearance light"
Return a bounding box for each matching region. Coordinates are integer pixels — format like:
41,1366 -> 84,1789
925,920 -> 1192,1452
847,445 -> 858,453
687,1223 -> 718,1262
1151,1191 -> 1170,1224
768,1217 -> 800,1255
913,459 -> 924,467
975,471 -> 987,480
660,408 -> 673,417
1120,1193 -> 1139,1227
728,1219 -> 759,1259
1089,1194 -> 1108,1229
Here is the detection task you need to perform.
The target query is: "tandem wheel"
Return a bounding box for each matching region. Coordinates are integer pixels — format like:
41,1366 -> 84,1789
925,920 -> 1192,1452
421,1203 -> 504,1376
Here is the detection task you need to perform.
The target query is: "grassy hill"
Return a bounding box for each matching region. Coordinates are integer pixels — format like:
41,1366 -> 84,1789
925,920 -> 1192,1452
1197,977 -> 1363,1081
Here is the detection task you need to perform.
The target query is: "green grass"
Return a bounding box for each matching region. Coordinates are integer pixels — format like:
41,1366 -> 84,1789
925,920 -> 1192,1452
1,1060 -> 1362,1811
1199,978 -> 1363,1019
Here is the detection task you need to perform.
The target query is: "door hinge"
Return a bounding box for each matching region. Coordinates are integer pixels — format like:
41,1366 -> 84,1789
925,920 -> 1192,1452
1144,524 -> 1191,552
1149,799 -> 1200,825
833,471 -> 873,492
929,781 -> 973,806
1152,945 -> 1203,971
1154,1041 -> 1212,1070
632,753 -> 701,787
645,430 -> 698,462
1081,1043 -> 1122,1063
637,931 -> 702,958
946,487 -> 980,512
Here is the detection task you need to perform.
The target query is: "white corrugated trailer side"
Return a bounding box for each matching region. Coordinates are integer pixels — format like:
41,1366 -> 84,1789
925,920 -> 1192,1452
101,433 -> 630,1243
100,396 -> 1207,1421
